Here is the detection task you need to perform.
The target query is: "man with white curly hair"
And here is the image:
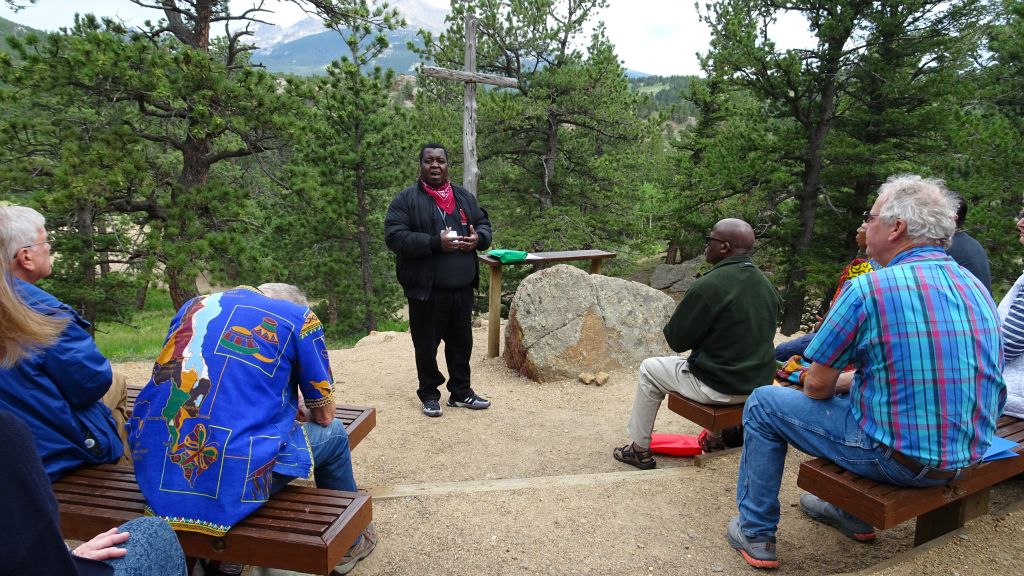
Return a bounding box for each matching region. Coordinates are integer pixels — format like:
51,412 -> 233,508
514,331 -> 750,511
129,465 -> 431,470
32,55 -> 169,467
726,175 -> 1006,569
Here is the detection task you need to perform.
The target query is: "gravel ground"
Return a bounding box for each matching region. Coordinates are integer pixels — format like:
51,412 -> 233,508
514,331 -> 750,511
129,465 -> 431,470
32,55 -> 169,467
115,325 -> 1024,576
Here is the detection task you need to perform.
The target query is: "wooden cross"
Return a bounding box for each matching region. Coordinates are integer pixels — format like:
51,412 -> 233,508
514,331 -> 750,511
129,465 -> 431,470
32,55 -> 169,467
419,12 -> 518,197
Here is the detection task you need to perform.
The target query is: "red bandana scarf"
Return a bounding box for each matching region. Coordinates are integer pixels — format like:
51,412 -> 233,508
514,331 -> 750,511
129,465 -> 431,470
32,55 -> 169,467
421,179 -> 455,215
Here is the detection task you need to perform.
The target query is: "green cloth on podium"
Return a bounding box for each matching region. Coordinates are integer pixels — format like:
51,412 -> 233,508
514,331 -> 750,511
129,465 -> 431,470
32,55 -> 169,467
487,249 -> 528,263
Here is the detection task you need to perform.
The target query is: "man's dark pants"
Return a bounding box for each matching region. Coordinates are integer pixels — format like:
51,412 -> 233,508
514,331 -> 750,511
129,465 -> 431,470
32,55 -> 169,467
408,286 -> 474,403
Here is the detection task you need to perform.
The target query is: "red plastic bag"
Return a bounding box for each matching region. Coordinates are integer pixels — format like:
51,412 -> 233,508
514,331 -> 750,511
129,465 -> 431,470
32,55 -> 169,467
649,433 -> 702,456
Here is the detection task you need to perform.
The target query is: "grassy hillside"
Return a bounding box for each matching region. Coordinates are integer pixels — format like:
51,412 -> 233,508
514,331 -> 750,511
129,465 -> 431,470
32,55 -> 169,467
0,15 -> 45,60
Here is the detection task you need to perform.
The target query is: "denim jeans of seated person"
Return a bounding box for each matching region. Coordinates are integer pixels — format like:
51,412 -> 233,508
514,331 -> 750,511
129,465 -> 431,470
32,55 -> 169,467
735,386 -> 959,540
105,516 -> 188,576
269,419 -> 358,495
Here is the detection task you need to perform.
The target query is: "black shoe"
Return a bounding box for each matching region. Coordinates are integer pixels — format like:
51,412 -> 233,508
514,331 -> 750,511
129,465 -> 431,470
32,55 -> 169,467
447,393 -> 491,410
422,400 -> 442,417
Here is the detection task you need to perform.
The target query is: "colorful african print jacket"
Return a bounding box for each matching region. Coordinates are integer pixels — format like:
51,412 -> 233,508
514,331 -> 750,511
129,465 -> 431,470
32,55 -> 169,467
128,287 -> 334,536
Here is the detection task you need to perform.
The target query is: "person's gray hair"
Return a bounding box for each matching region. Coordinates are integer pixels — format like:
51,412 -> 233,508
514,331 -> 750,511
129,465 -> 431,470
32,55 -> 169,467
0,206 -> 46,259
258,283 -> 309,306
876,174 -> 956,248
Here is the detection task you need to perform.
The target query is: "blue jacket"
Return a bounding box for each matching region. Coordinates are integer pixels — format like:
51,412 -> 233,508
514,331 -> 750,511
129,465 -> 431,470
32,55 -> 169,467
0,278 -> 121,481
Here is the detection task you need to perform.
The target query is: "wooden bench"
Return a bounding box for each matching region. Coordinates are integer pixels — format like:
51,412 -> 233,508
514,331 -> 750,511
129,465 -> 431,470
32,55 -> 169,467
54,464 -> 371,575
798,414 -> 1024,545
667,377 -> 1024,544
665,381 -> 795,463
72,385 -> 379,572
665,381 -> 800,431
125,385 -> 377,450
477,249 -> 617,358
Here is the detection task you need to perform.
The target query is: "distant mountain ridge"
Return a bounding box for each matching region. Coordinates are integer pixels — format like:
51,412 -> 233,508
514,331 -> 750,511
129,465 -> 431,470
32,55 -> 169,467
0,16 -> 44,60
251,27 -> 424,75
248,0 -> 446,75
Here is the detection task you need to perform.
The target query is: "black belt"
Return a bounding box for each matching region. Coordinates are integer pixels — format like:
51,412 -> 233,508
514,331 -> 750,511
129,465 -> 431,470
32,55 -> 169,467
890,449 -> 971,480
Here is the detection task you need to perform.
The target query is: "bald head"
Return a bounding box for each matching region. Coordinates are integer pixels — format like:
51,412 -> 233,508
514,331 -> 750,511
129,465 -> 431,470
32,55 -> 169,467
705,218 -> 755,264
714,219 -> 755,251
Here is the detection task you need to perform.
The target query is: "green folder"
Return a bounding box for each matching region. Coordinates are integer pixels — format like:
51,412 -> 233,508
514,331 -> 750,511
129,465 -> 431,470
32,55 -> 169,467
487,249 -> 529,263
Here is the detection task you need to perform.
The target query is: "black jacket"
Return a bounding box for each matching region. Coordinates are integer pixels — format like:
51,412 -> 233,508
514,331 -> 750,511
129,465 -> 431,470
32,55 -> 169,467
384,182 -> 493,300
0,410 -> 113,576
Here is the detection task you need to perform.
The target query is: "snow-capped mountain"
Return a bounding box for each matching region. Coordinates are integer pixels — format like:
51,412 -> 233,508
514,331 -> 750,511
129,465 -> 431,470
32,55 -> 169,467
251,17 -> 330,53
251,0 -> 447,55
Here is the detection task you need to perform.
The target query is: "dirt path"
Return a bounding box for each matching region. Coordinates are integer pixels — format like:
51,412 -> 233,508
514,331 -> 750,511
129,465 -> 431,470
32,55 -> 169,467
115,325 -> 1024,576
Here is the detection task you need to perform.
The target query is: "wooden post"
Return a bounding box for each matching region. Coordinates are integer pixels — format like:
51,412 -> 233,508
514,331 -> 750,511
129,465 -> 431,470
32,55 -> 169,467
488,266 -> 502,358
463,12 -> 479,197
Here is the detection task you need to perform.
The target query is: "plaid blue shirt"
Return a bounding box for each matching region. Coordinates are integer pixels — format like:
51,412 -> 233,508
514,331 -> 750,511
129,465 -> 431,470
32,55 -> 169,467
805,246 -> 1006,469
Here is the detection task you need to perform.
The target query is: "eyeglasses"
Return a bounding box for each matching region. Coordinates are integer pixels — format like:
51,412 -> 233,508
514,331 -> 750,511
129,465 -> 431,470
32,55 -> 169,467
705,236 -> 730,246
20,240 -> 51,251
862,211 -> 881,224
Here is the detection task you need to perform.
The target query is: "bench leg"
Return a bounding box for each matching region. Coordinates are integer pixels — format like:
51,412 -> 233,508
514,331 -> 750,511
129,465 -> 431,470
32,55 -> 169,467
487,266 -> 502,358
913,489 -> 990,546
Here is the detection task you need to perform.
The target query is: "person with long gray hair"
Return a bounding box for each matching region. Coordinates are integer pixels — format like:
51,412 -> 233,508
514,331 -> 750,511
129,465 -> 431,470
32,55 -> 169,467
0,206 -> 129,481
726,175 -> 1004,568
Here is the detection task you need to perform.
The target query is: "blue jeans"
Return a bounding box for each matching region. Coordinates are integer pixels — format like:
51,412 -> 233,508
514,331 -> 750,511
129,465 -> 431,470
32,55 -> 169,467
773,333 -> 815,361
270,420 -> 358,494
736,386 -> 961,539
106,516 -> 187,576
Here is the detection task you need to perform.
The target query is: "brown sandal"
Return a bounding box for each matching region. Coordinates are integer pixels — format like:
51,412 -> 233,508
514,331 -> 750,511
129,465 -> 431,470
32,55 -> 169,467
613,443 -> 656,469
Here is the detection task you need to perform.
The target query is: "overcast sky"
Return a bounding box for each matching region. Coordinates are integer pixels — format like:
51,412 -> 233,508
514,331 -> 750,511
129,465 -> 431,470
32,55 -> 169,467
0,1 -> 814,76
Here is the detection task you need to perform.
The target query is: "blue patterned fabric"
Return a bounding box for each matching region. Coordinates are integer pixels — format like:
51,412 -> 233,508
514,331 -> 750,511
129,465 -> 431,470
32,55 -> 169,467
804,246 -> 1006,469
128,287 -> 334,536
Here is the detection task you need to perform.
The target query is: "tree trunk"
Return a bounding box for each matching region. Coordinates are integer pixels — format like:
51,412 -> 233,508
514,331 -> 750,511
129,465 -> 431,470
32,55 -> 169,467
778,48 -> 844,334
134,282 -> 149,311
165,135 -> 209,309
779,119 -> 834,333
96,220 -> 111,277
76,203 -> 97,333
328,294 -> 339,326
354,126 -> 377,332
540,109 -> 558,208
666,239 -> 679,264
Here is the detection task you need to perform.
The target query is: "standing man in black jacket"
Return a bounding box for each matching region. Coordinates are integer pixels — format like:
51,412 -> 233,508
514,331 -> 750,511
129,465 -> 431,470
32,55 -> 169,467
385,143 -> 493,417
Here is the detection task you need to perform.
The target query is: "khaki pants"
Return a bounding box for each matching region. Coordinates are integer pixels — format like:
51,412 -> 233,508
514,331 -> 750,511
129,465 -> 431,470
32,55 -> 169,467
626,356 -> 748,449
100,368 -> 132,465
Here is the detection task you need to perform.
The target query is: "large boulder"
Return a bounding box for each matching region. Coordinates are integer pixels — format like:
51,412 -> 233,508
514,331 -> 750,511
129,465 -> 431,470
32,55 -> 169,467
503,264 -> 676,382
650,256 -> 704,293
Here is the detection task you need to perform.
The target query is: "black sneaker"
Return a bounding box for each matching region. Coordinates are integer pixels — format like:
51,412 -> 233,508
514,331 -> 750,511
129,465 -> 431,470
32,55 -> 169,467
422,400 -> 442,417
447,393 -> 491,410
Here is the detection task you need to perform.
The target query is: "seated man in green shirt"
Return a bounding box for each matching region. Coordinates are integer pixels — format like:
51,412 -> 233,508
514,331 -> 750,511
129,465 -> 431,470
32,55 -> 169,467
614,218 -> 781,469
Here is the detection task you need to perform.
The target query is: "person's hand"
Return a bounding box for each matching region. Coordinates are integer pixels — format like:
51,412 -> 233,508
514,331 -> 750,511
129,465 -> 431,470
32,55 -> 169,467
458,225 -> 479,252
440,229 -> 462,252
309,402 -> 335,427
72,527 -> 130,561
